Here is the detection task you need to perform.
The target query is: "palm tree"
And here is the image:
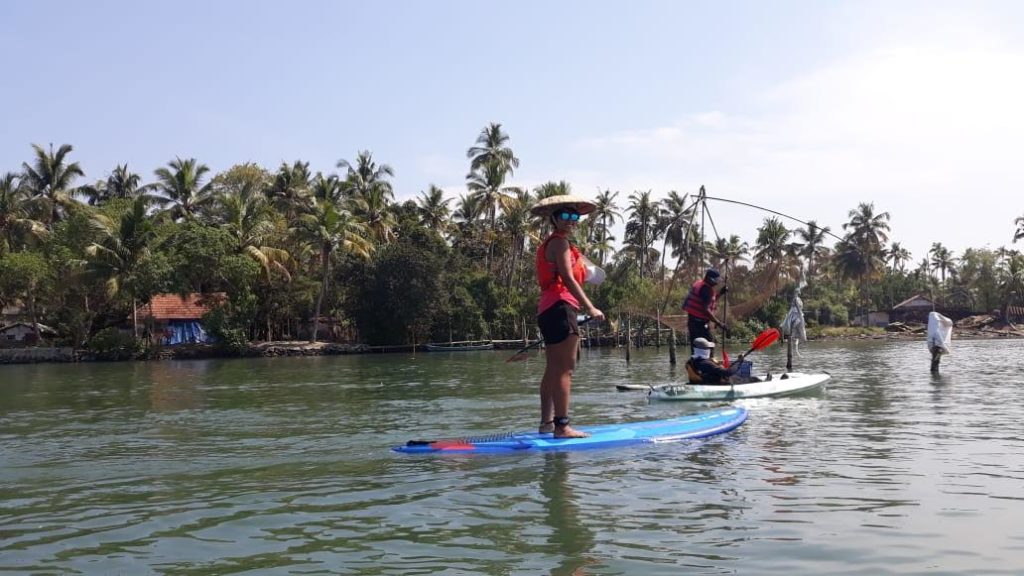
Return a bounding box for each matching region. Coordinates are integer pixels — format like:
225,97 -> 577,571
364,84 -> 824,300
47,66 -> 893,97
591,189 -> 621,266
912,256 -> 931,281
624,190 -> 660,277
998,250 -> 1024,317
152,157 -> 214,222
843,202 -> 891,259
497,189 -> 533,289
467,122 -> 519,176
709,235 -> 749,271
754,217 -> 793,293
533,181 -> 571,200
888,241 -> 911,272
929,242 -> 956,283
453,193 -> 484,228
107,165 -> 146,200
0,173 -> 46,254
338,150 -> 394,202
1014,214 -> 1024,244
213,171 -> 290,281
268,160 -> 312,220
292,197 -> 372,342
795,220 -> 831,276
839,202 -> 891,314
467,162 -> 517,270
20,143 -> 85,226
450,193 -> 486,257
416,185 -> 451,236
310,172 -> 345,204
80,164 -> 150,206
658,190 -> 696,282
350,185 -> 397,245
84,196 -> 156,336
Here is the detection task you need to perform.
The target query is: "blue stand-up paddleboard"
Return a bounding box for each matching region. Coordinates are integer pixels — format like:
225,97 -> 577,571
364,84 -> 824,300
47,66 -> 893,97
393,407 -> 747,454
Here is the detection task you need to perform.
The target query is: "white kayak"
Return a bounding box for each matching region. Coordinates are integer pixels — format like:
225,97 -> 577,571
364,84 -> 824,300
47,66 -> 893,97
646,372 -> 830,401
616,383 -> 656,391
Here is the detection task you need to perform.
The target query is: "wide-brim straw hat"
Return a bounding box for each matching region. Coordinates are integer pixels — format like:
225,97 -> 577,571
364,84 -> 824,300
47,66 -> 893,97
529,194 -> 598,217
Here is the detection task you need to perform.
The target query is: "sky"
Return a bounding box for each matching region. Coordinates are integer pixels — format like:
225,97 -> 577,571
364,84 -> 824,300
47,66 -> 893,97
3,0 -> 1023,264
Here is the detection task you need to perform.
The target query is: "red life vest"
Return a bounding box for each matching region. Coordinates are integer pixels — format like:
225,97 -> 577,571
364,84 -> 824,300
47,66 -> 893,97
682,279 -> 716,320
536,231 -> 585,313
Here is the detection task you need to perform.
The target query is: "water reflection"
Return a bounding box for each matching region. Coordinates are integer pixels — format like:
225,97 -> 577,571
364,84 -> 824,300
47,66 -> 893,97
540,453 -> 597,576
147,362 -> 203,412
929,372 -> 954,388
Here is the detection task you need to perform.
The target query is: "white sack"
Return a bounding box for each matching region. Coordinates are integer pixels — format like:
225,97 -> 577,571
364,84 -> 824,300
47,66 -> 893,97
927,311 -> 953,354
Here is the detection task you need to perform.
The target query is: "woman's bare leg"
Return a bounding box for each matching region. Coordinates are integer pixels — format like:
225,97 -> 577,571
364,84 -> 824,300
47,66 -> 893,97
541,334 -> 588,438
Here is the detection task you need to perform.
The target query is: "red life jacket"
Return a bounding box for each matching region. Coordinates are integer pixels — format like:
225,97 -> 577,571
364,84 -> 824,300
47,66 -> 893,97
536,231 -> 585,313
682,279 -> 716,320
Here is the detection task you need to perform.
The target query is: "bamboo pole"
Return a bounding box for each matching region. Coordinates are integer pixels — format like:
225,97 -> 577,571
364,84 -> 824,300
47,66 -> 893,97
625,316 -> 631,363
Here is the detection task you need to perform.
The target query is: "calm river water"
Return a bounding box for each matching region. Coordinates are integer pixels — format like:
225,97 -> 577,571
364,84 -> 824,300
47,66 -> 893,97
2,338 -> 1023,575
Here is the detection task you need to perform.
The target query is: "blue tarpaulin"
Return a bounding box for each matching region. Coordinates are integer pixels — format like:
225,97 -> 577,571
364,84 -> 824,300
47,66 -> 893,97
161,321 -> 211,345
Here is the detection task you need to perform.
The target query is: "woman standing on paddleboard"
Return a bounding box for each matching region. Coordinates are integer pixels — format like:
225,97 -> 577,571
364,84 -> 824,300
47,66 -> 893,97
531,194 -> 605,439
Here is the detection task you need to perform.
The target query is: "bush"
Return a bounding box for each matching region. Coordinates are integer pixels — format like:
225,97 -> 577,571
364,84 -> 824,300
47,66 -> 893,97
87,328 -> 143,361
202,306 -> 249,356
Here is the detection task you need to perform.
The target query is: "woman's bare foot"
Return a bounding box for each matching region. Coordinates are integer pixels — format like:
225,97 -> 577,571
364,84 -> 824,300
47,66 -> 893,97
553,425 -> 590,439
539,420 -> 555,434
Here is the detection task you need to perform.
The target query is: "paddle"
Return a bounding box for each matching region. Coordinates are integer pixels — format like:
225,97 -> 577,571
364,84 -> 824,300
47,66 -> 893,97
721,326 -> 776,370
737,327 -> 781,360
506,316 -> 594,362
707,328 -> 780,388
721,275 -> 730,368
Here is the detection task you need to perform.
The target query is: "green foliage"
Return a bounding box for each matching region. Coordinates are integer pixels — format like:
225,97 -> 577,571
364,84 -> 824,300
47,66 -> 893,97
345,240 -> 445,345
11,137 -> 1024,348
752,296 -> 788,328
0,251 -> 51,302
162,222 -> 241,293
435,283 -> 487,341
86,327 -> 142,361
202,304 -> 250,356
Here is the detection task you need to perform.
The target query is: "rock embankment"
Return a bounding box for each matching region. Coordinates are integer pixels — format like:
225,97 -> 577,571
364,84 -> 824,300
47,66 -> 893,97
245,341 -> 370,357
150,341 -> 370,360
0,347 -> 76,364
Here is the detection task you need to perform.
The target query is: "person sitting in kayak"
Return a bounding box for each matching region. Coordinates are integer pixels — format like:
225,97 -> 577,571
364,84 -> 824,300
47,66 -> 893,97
685,337 -> 758,384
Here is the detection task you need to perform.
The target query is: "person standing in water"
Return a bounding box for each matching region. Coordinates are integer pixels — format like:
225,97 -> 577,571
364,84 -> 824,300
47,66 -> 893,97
531,194 -> 605,439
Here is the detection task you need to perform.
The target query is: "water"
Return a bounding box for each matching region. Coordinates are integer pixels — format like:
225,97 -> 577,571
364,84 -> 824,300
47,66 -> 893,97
2,339 -> 1023,575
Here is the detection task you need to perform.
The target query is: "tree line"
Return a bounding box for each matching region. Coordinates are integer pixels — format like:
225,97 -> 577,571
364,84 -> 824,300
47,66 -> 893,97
2,123 -> 1024,352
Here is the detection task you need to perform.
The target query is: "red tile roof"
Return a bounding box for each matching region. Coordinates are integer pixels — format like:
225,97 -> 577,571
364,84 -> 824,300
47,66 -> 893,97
138,293 -> 225,320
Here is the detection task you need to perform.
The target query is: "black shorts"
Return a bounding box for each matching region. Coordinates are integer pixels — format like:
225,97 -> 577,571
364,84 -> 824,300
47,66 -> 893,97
688,316 -> 714,346
538,301 -> 580,345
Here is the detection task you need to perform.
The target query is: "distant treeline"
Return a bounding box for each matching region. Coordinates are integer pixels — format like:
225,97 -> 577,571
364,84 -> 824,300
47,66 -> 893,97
2,123 -> 1024,352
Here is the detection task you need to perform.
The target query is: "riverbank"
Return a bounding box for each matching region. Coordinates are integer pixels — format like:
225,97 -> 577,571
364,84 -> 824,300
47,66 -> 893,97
0,342 -> 370,365
808,315 -> 1024,341
3,318 -> 1020,366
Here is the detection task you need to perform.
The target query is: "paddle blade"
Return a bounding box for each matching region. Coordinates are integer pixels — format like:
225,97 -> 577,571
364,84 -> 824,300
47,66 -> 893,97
722,348 -> 730,368
751,328 -> 781,351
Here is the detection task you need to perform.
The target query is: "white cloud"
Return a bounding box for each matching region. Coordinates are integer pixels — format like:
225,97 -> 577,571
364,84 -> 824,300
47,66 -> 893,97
565,40 -> 1024,262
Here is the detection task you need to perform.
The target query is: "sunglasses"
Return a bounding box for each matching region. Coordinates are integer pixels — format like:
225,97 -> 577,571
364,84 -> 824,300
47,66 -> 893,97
555,211 -> 581,222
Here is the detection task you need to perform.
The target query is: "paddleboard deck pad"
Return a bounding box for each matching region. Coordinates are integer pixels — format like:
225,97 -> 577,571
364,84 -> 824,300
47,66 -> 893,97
393,407 -> 747,454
